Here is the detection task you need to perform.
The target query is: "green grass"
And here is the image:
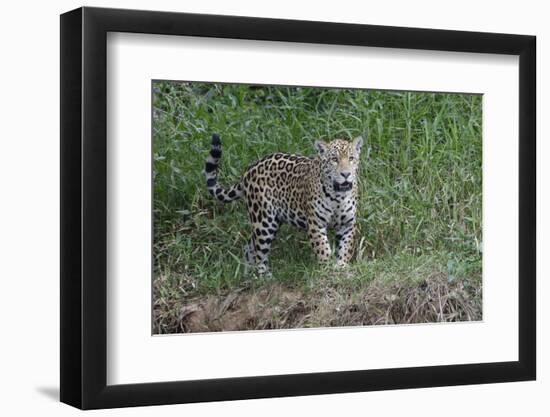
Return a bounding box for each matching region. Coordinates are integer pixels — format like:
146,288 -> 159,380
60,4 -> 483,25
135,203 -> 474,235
152,81 -> 482,324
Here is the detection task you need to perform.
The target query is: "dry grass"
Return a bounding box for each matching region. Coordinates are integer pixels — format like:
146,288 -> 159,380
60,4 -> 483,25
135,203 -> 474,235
153,271 -> 481,334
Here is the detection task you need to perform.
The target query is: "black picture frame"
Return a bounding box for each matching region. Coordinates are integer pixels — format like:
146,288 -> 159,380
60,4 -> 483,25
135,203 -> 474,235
60,6 -> 536,410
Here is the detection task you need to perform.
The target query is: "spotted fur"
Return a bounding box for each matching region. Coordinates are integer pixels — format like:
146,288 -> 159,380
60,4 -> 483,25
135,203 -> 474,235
204,133 -> 364,274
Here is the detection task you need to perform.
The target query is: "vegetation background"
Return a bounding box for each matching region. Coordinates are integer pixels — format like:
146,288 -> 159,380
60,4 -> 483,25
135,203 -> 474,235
152,81 -> 482,334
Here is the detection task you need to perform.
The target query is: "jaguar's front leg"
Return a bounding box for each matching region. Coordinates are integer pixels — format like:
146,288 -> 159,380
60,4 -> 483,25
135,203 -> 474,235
335,221 -> 356,266
308,223 -> 332,263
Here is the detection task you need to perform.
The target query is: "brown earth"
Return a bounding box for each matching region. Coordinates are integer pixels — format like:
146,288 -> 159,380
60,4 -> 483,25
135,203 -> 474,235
153,272 -> 482,334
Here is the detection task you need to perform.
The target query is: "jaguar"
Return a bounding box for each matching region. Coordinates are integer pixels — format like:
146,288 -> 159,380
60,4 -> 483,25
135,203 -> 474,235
204,133 -> 364,274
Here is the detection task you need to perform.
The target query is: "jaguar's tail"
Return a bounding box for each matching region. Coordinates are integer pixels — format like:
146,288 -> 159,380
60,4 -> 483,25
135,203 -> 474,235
204,134 -> 243,203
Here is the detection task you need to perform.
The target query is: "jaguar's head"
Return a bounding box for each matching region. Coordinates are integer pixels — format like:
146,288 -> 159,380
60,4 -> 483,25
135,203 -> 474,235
314,136 -> 364,193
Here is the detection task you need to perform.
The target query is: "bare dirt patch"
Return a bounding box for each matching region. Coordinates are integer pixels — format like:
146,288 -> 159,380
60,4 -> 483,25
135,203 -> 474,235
153,272 -> 481,334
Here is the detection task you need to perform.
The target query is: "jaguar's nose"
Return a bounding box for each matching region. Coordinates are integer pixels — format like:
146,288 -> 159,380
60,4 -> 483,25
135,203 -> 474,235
341,172 -> 351,179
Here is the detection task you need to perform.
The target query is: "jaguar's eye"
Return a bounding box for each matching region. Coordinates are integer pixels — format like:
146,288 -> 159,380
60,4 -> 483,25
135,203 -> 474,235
331,157 -> 338,164
349,156 -> 355,162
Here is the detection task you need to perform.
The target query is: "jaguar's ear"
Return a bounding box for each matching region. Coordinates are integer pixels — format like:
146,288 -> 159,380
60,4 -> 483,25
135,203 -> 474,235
352,136 -> 364,154
314,140 -> 328,155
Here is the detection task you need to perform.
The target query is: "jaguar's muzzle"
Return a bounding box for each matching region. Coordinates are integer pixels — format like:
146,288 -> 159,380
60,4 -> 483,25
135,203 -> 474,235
333,181 -> 353,192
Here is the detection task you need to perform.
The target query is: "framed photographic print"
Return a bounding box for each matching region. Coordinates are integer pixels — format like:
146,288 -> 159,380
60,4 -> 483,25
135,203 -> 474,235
60,6 -> 536,410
